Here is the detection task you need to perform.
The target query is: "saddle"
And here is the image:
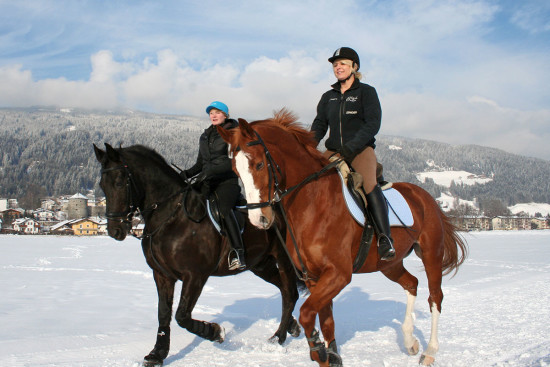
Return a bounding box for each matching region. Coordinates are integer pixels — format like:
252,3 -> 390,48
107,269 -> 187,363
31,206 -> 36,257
329,157 -> 414,228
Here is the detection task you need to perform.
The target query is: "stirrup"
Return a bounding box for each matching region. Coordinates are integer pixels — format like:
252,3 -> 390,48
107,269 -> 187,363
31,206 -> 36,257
228,249 -> 245,271
378,234 -> 396,261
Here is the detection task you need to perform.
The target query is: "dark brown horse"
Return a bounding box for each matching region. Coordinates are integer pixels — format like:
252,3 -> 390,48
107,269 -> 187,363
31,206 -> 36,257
217,110 -> 468,366
94,143 -> 301,367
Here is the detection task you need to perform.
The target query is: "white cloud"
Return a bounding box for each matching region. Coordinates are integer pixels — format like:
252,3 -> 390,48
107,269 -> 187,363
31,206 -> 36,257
1,0 -> 549,160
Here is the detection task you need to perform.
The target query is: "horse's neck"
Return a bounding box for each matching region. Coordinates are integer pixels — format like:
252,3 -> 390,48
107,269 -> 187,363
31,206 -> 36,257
137,167 -> 182,210
280,147 -> 341,211
281,148 -> 325,186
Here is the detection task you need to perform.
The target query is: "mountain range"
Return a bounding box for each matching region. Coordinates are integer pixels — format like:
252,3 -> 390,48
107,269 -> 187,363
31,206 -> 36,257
1,107 -> 549,214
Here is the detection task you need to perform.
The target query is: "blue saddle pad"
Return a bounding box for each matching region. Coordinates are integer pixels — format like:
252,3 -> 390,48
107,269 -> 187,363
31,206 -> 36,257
337,170 -> 414,227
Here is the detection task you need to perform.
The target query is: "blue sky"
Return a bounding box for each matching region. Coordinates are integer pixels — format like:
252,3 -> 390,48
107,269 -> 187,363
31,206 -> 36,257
1,0 -> 549,160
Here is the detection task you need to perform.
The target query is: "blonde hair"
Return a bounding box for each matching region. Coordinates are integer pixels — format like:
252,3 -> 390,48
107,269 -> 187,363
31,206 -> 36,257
338,59 -> 363,80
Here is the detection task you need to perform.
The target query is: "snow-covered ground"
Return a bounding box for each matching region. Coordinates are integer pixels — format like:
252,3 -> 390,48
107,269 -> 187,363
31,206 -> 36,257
416,170 -> 492,187
509,202 -> 550,217
1,232 -> 549,367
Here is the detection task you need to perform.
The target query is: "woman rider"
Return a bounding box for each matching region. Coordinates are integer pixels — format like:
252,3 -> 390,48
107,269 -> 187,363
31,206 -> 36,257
183,101 -> 246,270
310,47 -> 396,261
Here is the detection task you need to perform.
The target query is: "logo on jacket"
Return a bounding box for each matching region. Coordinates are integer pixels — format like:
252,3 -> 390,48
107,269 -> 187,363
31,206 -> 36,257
346,96 -> 358,102
346,111 -> 358,114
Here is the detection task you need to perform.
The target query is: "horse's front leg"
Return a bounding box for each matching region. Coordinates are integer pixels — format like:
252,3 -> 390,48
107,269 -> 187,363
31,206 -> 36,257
174,274 -> 225,343
300,269 -> 350,367
319,301 -> 343,367
143,271 -> 176,367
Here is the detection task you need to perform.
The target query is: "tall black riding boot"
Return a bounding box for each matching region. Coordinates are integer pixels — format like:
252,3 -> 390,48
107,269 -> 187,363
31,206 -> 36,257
223,211 -> 246,270
366,185 -> 396,261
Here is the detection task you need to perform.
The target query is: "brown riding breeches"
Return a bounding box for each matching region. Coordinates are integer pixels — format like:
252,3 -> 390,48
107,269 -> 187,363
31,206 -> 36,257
323,146 -> 378,194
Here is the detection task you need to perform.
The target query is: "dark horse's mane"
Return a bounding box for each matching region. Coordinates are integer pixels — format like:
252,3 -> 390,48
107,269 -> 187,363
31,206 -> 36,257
118,144 -> 183,183
249,109 -> 328,165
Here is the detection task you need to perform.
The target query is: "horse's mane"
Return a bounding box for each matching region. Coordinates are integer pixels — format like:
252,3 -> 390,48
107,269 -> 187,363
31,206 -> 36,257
118,144 -> 183,181
250,109 -> 328,164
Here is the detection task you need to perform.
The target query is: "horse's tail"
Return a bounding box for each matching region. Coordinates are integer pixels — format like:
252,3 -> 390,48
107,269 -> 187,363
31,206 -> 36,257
441,211 -> 468,277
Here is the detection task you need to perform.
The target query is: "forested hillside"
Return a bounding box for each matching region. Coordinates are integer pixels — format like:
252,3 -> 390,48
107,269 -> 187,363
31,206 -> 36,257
1,107 -> 549,209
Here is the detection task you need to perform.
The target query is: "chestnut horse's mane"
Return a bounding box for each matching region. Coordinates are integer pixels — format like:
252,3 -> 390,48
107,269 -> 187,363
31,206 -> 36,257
249,108 -> 328,164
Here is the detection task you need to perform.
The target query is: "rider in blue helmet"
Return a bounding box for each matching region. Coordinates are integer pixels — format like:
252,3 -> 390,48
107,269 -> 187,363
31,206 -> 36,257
183,101 -> 246,270
205,101 -> 229,116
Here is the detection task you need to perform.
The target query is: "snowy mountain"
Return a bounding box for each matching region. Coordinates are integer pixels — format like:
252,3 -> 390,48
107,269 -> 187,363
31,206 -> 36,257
1,107 -> 549,215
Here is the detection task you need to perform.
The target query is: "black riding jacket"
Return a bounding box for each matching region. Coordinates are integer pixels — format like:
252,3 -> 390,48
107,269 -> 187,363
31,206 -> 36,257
185,119 -> 238,182
311,78 -> 382,159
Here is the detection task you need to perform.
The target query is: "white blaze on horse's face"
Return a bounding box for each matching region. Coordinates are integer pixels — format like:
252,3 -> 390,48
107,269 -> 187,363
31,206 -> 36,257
235,150 -> 274,229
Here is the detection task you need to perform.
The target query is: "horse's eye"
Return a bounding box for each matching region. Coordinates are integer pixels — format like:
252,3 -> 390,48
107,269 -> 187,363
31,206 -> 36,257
256,162 -> 264,170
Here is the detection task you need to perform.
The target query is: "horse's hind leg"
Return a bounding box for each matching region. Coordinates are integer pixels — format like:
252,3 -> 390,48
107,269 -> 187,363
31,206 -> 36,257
251,255 -> 300,344
418,241 -> 444,366
174,274 -> 225,343
143,271 -> 176,367
381,262 -> 420,356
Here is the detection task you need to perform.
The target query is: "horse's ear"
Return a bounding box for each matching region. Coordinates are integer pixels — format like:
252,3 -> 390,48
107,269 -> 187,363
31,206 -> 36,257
93,143 -> 106,163
238,118 -> 255,139
216,125 -> 235,144
104,143 -> 120,162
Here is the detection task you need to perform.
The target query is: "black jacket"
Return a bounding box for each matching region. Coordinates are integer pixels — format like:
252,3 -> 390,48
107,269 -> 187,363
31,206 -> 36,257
311,78 -> 382,160
184,119 -> 238,182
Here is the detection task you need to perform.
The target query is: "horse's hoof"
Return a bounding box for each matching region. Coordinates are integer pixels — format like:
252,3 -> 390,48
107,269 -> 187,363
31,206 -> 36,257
328,352 -> 343,366
407,339 -> 420,355
288,318 -> 301,338
215,325 -> 225,343
143,358 -> 163,367
268,333 -> 285,345
419,354 -> 435,366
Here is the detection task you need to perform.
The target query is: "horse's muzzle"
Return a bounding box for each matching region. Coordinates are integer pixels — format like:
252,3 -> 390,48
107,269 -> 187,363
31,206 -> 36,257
108,226 -> 128,241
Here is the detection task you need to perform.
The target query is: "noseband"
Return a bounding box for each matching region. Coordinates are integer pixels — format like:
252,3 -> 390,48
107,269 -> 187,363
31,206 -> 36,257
101,161 -> 143,224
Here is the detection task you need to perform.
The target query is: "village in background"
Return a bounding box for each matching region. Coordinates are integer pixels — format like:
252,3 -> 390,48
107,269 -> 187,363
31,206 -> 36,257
0,192 -> 548,236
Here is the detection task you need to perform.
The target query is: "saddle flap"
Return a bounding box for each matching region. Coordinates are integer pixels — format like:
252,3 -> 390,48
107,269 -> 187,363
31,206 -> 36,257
206,195 -> 245,234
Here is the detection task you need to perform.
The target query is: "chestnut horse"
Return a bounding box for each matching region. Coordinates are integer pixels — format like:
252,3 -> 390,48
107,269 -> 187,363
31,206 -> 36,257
217,110 -> 468,366
94,143 -> 301,367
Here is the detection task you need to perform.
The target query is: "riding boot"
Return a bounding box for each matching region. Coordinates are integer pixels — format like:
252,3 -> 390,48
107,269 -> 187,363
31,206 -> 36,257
366,185 -> 396,261
223,211 -> 246,270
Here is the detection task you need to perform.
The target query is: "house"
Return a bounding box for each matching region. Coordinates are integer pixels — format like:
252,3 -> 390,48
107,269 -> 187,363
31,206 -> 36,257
130,223 -> 145,237
13,218 -> 40,234
70,218 -> 100,236
1,208 -> 24,228
531,217 -> 550,230
50,219 -> 78,235
458,215 -> 492,231
33,208 -> 57,221
492,216 -> 532,230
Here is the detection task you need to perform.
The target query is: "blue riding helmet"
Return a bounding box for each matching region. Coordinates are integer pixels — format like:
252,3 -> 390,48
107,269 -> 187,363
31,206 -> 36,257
206,101 -> 229,116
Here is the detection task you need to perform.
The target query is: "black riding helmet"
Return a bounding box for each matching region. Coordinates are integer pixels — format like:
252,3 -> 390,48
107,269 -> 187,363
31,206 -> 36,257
328,47 -> 360,70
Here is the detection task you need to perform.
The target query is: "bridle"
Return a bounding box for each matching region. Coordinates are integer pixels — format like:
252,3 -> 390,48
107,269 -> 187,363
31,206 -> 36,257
237,128 -> 343,282
242,130 -> 343,210
241,130 -> 285,210
100,160 -> 144,225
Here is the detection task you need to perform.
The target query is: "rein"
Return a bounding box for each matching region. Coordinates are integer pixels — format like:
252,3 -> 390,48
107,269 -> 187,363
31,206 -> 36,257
101,158 -> 189,281
242,129 -> 343,282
